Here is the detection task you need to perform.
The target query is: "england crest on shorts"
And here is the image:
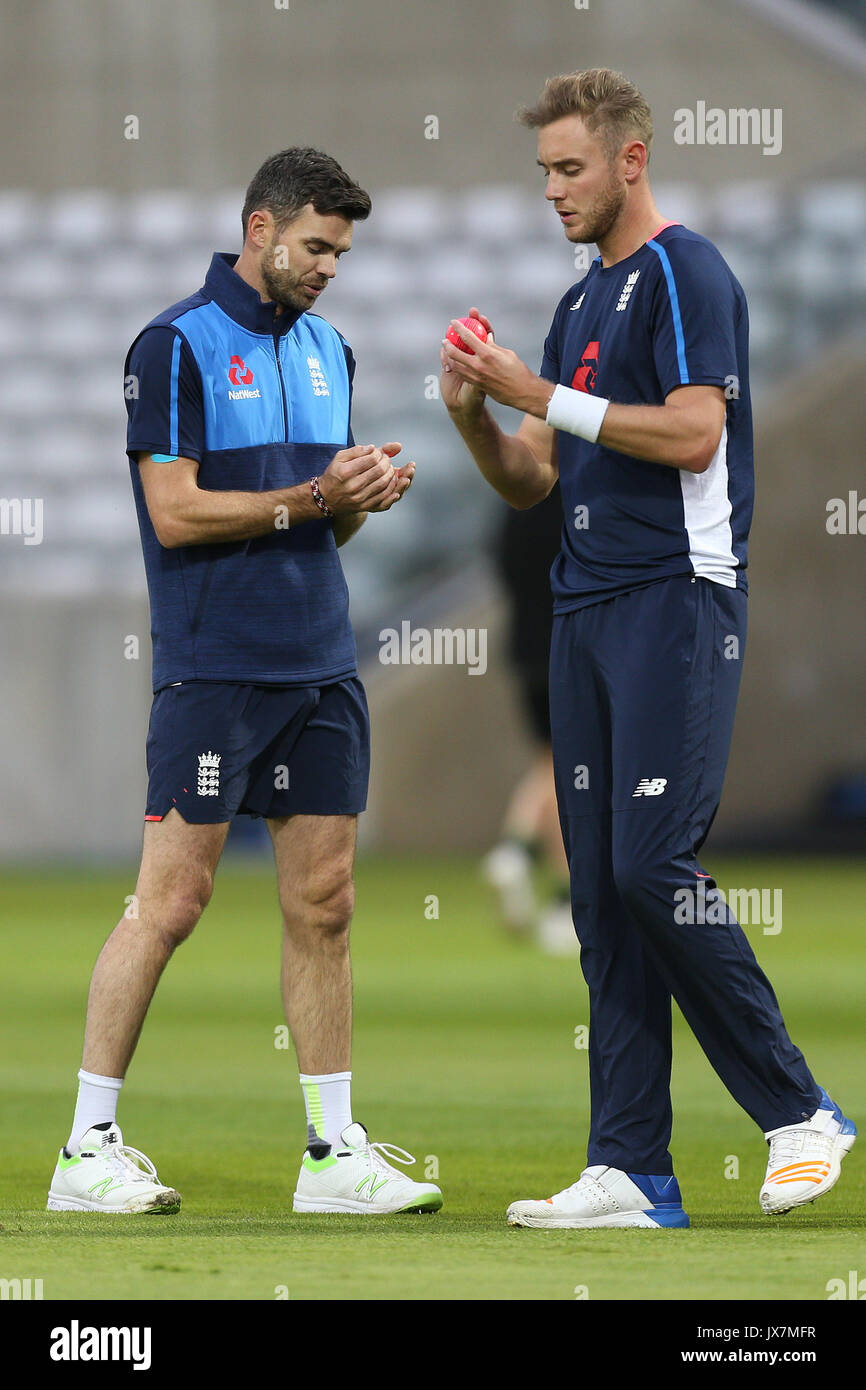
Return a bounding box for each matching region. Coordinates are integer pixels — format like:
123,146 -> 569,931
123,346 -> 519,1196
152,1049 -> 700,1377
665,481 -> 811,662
197,751 -> 221,796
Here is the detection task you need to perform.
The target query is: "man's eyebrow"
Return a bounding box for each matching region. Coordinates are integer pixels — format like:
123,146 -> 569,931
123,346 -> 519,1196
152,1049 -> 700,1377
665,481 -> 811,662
536,157 -> 583,169
305,237 -> 351,253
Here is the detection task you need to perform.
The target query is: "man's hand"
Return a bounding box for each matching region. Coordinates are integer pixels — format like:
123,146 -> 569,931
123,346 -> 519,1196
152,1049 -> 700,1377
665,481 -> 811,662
366,442 -> 415,511
441,306 -> 554,419
439,306 -> 492,420
319,442 -> 414,517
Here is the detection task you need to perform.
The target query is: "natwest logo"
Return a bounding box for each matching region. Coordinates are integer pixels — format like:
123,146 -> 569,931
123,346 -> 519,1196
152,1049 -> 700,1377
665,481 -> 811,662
227,354 -> 261,401
571,340 -> 599,393
228,355 -> 254,386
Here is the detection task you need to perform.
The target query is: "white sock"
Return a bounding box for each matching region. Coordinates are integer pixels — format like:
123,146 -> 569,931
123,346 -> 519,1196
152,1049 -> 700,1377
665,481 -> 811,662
67,1069 -> 124,1152
299,1071 -> 352,1150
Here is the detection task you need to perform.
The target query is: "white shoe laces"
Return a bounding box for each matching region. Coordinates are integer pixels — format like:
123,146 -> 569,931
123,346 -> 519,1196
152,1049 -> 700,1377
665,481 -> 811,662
766,1124 -> 833,1176
767,1133 -> 802,1168
97,1144 -> 161,1185
367,1140 -> 417,1178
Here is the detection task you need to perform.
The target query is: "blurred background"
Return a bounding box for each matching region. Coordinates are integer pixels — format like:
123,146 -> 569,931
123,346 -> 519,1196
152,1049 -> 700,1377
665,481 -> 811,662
0,0 -> 864,864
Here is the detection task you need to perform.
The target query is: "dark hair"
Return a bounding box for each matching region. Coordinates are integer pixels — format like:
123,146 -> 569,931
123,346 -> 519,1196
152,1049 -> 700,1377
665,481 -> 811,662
241,147 -> 372,237
517,68 -> 653,162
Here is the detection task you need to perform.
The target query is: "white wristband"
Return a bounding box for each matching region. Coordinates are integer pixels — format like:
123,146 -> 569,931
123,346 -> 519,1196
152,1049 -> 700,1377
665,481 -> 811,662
545,383 -> 610,443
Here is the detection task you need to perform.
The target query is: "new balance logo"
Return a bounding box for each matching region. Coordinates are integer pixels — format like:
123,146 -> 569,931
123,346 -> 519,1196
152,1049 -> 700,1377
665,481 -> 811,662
633,777 -> 667,797
197,751 -> 221,797
354,1174 -> 389,1197
615,269 -> 640,312
87,1179 -> 123,1200
569,292 -> 586,312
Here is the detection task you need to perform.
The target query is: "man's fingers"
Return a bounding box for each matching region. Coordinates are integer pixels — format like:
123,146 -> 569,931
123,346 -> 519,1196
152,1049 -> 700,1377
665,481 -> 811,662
354,466 -> 398,506
442,337 -> 482,373
333,443 -> 377,464
442,340 -> 483,383
468,306 -> 495,340
334,446 -> 391,481
447,318 -> 491,356
380,441 -> 402,459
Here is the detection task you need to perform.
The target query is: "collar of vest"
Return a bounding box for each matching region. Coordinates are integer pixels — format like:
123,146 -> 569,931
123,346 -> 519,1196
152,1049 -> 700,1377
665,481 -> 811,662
203,252 -> 304,337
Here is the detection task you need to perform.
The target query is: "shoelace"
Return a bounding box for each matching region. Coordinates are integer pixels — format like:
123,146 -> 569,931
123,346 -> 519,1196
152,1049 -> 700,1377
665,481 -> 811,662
367,1141 -> 417,1177
560,1173 -> 598,1201
101,1144 -> 161,1184
767,1127 -> 831,1172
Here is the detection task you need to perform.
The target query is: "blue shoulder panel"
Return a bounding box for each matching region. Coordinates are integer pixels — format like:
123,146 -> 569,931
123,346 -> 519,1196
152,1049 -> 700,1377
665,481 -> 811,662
647,238 -> 690,386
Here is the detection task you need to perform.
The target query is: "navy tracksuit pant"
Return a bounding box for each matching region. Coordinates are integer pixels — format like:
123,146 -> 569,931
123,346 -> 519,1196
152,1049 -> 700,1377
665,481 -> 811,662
550,575 -> 821,1175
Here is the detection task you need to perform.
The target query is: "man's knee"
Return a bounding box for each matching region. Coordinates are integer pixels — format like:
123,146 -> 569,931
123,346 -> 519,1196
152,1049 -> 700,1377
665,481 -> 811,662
284,872 -> 355,939
613,852 -> 668,922
142,869 -> 215,948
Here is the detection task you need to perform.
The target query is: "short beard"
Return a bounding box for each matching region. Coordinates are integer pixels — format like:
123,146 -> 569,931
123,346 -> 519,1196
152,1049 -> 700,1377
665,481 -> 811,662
260,257 -> 310,314
570,170 -> 627,246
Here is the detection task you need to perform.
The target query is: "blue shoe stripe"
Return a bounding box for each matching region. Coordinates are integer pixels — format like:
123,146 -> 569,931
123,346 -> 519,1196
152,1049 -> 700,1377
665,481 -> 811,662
647,1207 -> 691,1229
819,1086 -> 856,1135
627,1172 -> 683,1206
818,1086 -> 841,1120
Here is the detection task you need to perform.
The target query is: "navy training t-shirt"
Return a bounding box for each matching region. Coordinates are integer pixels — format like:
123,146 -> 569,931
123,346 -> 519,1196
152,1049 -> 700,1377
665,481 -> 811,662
541,223 -> 754,611
125,253 -> 359,692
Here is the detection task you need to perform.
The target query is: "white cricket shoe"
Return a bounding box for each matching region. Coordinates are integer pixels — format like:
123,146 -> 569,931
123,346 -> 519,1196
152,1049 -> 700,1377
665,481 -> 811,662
760,1088 -> 857,1215
47,1123 -> 181,1214
507,1165 -> 690,1229
481,842 -> 537,934
293,1122 -> 443,1215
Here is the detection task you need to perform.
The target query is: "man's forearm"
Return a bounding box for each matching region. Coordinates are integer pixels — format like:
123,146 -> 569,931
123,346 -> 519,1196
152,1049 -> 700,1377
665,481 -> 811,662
332,511 -> 366,547
157,481 -> 323,548
597,401 -> 720,473
448,405 -> 553,509
540,386 -> 723,474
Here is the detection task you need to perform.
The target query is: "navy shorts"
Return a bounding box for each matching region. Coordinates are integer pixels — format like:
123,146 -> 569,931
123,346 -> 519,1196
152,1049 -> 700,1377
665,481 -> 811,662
144,678 -> 370,823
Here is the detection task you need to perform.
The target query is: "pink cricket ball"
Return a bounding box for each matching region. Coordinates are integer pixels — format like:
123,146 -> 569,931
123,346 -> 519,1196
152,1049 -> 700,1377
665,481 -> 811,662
446,316 -> 489,355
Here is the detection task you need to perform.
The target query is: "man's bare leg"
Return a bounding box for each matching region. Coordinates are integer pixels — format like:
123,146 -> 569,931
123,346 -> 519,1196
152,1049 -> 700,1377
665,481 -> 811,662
78,811 -> 229,1094
268,813 -> 356,1078
49,812 -> 230,1211
270,812 -> 444,1214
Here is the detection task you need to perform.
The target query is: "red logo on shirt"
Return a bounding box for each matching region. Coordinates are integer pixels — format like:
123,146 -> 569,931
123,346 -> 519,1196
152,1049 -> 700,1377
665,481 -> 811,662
571,341 -> 599,393
228,355 -> 254,386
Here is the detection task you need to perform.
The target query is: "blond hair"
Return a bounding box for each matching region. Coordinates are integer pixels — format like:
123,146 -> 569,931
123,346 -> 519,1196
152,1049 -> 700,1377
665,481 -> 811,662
518,68 -> 653,161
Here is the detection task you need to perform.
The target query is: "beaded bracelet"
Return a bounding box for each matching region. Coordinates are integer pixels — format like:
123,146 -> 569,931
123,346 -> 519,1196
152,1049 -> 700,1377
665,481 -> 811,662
310,476 -> 333,518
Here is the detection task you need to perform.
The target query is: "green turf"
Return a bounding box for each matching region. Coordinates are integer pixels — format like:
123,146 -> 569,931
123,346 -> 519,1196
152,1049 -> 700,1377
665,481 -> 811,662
0,855 -> 863,1301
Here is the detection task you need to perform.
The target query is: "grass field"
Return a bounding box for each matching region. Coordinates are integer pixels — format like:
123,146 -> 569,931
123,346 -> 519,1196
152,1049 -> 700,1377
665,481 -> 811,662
0,854 -> 863,1302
